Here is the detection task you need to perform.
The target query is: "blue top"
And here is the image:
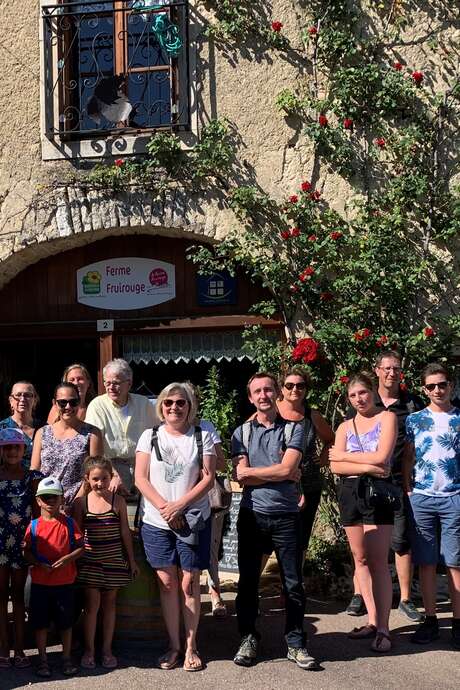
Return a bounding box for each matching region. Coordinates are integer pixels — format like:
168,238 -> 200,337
231,417 -> 304,514
0,417 -> 36,468
405,407 -> 460,496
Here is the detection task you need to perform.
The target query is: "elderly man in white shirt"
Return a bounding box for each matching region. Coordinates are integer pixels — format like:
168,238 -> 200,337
86,358 -> 158,495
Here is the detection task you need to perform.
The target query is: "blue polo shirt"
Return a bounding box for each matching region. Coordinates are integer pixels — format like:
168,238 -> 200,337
231,417 -> 304,514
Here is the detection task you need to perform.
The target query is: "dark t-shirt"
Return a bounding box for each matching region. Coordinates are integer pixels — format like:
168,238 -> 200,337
347,388 -> 425,478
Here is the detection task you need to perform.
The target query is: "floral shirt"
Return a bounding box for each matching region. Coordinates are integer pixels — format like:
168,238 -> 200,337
0,469 -> 42,568
405,407 -> 460,496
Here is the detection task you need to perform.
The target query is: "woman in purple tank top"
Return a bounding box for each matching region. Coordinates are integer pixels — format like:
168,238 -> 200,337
329,373 -> 397,653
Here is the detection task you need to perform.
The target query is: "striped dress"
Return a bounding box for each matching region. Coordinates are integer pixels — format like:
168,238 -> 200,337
77,493 -> 131,589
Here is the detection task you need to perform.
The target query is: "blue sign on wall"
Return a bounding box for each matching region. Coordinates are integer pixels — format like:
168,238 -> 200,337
197,270 -> 237,306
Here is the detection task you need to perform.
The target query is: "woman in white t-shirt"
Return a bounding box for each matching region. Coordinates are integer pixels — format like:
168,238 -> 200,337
135,383 -> 216,672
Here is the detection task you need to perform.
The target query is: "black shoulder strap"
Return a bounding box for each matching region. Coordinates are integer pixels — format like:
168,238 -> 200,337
194,425 -> 203,469
150,425 -> 162,461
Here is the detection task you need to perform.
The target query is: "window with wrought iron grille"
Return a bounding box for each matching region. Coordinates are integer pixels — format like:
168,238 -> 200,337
41,1 -> 190,142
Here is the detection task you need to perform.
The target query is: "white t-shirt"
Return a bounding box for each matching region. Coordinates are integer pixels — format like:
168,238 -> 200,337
136,424 -> 216,529
199,419 -> 221,445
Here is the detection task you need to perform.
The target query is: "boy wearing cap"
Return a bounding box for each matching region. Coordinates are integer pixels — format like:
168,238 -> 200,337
23,477 -> 84,677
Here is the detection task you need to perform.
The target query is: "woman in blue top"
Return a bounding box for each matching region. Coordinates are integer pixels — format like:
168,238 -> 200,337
330,373 -> 397,653
0,381 -> 40,468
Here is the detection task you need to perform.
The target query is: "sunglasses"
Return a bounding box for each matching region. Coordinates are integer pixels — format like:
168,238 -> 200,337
424,381 -> 449,392
163,398 -> 188,408
11,392 -> 34,400
55,398 -> 80,409
284,382 -> 306,391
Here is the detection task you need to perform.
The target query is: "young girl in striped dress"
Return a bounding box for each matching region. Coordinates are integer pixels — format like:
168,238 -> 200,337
73,456 -> 138,670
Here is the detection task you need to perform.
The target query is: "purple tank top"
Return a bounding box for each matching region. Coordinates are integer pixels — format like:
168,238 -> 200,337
346,422 -> 381,453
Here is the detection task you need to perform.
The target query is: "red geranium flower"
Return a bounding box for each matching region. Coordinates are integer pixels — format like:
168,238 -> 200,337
114,159 -> 124,167
271,21 -> 283,32
292,337 -> 320,363
376,335 -> 389,347
375,137 -> 386,148
339,375 -> 350,384
424,326 -> 435,337
310,190 -> 321,202
393,61 -> 403,71
318,114 -> 328,127
320,291 -> 333,301
280,230 -> 290,240
308,234 -> 317,242
290,227 -> 301,237
343,118 -> 354,130
289,194 -> 298,203
308,26 -> 318,36
301,181 -> 312,192
412,71 -> 424,85
330,231 -> 343,240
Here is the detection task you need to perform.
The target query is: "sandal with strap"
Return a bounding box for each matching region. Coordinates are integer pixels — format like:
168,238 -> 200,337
183,650 -> 203,672
158,649 -> 181,670
80,653 -> 96,669
348,624 -> 377,639
14,654 -> 31,669
371,631 -> 392,653
212,598 -> 227,619
62,658 -> 79,676
0,656 -> 11,669
102,654 -> 118,669
36,658 -> 51,678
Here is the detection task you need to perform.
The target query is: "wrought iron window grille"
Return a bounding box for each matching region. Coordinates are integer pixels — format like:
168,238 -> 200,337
41,1 -> 190,141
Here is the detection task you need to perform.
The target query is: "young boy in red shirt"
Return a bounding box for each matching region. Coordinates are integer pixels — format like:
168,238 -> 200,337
23,477 -> 83,678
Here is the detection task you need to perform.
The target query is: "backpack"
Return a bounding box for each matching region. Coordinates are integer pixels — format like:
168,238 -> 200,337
30,516 -> 76,565
241,419 -> 297,454
150,424 -> 203,468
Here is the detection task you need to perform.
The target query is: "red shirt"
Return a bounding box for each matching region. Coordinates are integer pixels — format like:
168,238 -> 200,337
24,515 -> 83,586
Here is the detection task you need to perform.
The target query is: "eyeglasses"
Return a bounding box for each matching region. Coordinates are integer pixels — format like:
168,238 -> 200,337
11,393 -> 34,401
424,381 -> 449,392
378,366 -> 402,374
104,380 -> 128,388
283,382 -> 306,391
55,398 -> 80,409
163,398 -> 187,408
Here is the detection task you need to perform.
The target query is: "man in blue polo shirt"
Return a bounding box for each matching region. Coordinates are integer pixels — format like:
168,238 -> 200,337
231,372 -> 316,670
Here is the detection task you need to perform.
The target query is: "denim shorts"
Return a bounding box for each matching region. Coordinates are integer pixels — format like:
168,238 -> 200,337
409,492 -> 460,567
141,518 -> 211,571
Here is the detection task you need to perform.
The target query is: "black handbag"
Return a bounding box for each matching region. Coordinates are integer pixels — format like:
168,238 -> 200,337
352,419 -> 401,512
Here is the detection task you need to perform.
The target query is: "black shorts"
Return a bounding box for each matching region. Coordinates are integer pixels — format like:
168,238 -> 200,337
391,489 -> 413,555
337,477 -> 394,527
29,583 -> 75,631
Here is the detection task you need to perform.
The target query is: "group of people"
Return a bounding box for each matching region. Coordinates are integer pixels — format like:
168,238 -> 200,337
0,351 -> 458,677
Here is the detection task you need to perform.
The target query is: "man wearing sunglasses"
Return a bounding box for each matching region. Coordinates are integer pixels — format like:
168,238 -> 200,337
404,363 -> 460,649
345,350 -> 425,622
231,372 -> 317,670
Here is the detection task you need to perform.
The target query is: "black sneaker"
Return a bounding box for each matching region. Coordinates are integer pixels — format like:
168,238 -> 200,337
452,623 -> 460,651
287,646 -> 318,670
345,594 -> 367,617
411,618 -> 439,645
398,599 -> 424,623
233,634 -> 258,667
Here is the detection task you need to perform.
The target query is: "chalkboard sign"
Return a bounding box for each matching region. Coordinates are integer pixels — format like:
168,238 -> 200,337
219,491 -> 242,573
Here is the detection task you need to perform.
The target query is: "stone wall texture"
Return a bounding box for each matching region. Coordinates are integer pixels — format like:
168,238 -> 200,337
0,1 -> 458,289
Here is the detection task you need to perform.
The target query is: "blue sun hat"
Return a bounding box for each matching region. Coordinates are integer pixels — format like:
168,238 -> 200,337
0,427 -> 27,446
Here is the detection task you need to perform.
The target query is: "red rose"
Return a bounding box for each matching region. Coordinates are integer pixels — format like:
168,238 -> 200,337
343,118 -> 353,130
330,231 -> 343,240
280,230 -> 290,240
289,284 -> 299,293
375,137 -> 386,148
376,335 -> 388,347
393,62 -> 403,71
400,372 -> 405,381
308,26 -> 318,36
290,227 -> 301,237
424,326 -> 434,337
301,181 -> 312,192
310,190 -> 321,201
339,375 -> 350,384
353,331 -> 364,341
271,21 -> 283,32
412,71 -> 424,85
299,267 -> 315,281
308,234 -> 317,242
114,159 -> 124,167
320,291 -> 333,301
292,337 -> 320,363
318,114 -> 328,127
289,194 -> 298,203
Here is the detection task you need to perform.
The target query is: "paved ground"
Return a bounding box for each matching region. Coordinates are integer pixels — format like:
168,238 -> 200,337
2,588 -> 460,690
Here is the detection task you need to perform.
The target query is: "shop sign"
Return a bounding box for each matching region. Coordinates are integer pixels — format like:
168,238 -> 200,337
197,270 -> 237,306
77,257 -> 175,310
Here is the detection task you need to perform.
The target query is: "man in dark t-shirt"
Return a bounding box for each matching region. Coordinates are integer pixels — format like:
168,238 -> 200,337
345,351 -> 425,621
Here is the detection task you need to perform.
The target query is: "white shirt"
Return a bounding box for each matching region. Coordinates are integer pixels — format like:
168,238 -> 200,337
136,424 -> 215,530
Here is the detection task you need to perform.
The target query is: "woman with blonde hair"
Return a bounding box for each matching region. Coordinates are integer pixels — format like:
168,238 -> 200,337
47,364 -> 95,423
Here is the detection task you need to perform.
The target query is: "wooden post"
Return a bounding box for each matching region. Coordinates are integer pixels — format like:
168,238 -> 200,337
98,333 -> 117,394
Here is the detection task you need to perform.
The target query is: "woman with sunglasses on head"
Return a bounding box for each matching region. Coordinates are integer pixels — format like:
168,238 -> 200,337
0,381 -> 40,468
135,383 -> 216,672
47,364 -> 95,424
329,373 -> 397,653
31,383 -> 103,512
277,367 -> 334,557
